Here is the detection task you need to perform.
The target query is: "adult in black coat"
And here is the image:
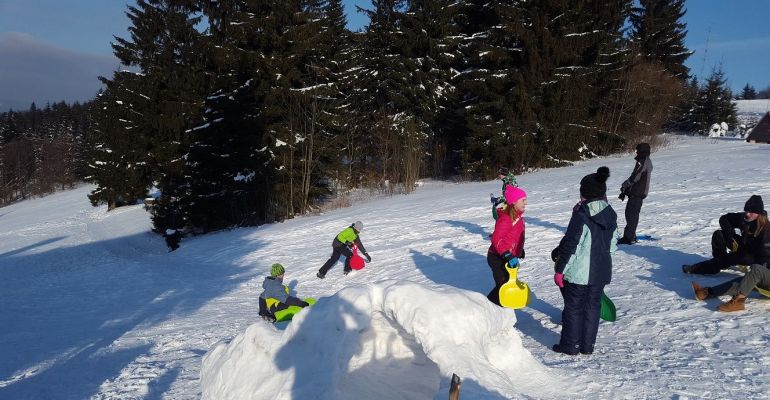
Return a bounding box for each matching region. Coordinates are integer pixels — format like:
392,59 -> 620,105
683,195 -> 770,275
618,143 -> 653,244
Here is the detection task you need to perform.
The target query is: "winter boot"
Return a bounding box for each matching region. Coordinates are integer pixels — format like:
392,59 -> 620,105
717,294 -> 746,312
617,237 -> 635,245
552,344 -> 579,356
579,345 -> 594,355
682,264 -> 694,274
691,281 -> 709,301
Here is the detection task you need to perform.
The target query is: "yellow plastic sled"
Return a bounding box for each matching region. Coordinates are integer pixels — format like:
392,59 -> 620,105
756,286 -> 770,298
499,263 -> 531,309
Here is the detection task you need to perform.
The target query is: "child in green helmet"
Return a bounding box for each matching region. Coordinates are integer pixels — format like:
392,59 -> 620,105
258,263 -> 309,322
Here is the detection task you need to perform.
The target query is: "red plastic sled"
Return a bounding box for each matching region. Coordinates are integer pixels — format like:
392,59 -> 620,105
350,243 -> 366,270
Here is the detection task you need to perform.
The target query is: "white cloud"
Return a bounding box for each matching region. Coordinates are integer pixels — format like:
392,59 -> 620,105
0,32 -> 119,110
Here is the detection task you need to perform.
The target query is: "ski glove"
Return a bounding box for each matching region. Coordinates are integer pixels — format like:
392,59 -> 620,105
502,251 -> 519,267
554,273 -> 564,288
363,252 -> 371,262
550,247 -> 560,262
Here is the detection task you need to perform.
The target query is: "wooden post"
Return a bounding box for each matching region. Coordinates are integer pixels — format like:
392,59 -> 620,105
449,373 -> 461,400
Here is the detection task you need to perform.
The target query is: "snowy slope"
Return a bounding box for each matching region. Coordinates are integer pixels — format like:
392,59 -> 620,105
2,135 -> 770,399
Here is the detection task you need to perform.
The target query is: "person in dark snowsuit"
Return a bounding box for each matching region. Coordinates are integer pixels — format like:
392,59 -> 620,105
618,143 -> 653,244
551,167 -> 618,355
258,263 -> 309,322
316,221 -> 371,279
682,195 -> 770,275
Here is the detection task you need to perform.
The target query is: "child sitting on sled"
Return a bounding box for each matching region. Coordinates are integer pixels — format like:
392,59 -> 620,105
259,263 -> 310,322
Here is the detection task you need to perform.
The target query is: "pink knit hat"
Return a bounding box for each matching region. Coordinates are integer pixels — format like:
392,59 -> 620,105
504,186 -> 527,204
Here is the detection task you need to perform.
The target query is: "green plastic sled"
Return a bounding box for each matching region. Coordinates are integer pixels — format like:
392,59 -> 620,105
600,291 -> 616,322
274,298 -> 316,322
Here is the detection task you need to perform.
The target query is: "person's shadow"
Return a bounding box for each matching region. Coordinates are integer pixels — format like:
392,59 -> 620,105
410,240 -> 562,348
617,243 -> 703,298
0,234 -> 260,400
436,219 -> 491,241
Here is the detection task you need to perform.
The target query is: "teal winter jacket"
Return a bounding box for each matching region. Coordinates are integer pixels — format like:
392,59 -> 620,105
554,200 -> 618,285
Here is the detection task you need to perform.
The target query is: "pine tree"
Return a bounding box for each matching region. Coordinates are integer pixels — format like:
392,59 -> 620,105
176,1 -> 277,236
343,0 -> 435,191
87,80 -> 154,209
740,84 -> 757,100
690,67 -> 737,134
630,0 -> 691,80
89,0 -> 205,214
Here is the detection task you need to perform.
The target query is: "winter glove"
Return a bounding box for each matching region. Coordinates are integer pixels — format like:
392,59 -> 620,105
345,241 -> 354,248
729,239 -> 739,253
618,192 -> 626,201
554,273 -> 564,288
502,251 -> 519,267
550,247 -> 560,263
363,252 -> 372,262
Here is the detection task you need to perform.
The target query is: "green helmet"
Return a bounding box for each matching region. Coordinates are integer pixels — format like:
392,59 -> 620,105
270,263 -> 285,277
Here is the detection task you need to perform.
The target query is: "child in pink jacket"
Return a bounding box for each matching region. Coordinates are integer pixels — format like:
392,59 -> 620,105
486,186 -> 527,306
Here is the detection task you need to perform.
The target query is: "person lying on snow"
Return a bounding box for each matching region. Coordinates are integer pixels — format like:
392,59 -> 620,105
682,195 -> 770,275
551,167 -> 618,356
316,221 -> 371,279
259,263 -> 309,322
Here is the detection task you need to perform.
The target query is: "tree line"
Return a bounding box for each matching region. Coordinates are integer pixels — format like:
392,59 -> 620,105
2,0 -> 746,248
0,102 -> 93,205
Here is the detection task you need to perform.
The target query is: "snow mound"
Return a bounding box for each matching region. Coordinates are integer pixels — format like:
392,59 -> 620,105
201,281 -> 574,399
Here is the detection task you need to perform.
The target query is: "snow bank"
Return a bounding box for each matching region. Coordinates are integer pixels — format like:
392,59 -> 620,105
201,281 -> 572,399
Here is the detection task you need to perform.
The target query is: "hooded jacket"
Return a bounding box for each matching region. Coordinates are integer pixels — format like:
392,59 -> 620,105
555,200 -> 618,285
260,276 -> 289,303
622,151 -> 653,199
489,208 -> 525,257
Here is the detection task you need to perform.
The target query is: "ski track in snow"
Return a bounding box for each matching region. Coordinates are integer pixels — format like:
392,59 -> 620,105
2,135 -> 770,399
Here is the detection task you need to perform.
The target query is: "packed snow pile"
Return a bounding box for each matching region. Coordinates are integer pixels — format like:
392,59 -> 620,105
201,281 -> 581,400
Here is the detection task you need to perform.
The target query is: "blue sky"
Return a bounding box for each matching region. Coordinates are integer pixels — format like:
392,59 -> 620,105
0,0 -> 768,111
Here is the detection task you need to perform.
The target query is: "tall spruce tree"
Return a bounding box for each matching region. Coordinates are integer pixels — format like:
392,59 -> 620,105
88,75 -> 155,209
344,0 -> 433,191
176,0 -> 276,236
689,67 -> 737,134
740,84 -> 757,100
90,0 -> 205,214
629,0 -> 691,80
261,0 -> 352,217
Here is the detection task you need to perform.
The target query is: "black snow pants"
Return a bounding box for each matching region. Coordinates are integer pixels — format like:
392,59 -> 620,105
486,250 -> 509,306
318,239 -> 353,275
557,282 -> 604,354
689,230 -> 756,275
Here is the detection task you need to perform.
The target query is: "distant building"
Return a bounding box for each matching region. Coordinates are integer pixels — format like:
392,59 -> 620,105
746,112 -> 770,144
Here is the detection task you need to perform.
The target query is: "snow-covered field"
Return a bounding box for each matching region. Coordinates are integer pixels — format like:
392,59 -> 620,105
2,135 -> 770,399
